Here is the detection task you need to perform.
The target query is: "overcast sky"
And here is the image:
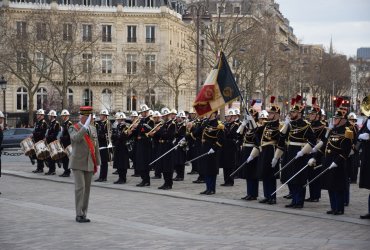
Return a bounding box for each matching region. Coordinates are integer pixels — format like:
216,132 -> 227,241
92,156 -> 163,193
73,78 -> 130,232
277,0 -> 370,57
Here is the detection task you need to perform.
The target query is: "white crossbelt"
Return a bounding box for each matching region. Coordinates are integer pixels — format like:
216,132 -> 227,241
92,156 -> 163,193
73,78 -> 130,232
242,143 -> 254,147
286,141 -> 306,147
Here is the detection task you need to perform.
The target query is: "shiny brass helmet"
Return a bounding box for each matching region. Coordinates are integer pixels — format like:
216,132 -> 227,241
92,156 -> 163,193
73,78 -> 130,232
360,95 -> 370,116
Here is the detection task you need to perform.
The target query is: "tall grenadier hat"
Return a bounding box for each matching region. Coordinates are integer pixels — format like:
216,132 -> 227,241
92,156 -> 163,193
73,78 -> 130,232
268,96 -> 280,114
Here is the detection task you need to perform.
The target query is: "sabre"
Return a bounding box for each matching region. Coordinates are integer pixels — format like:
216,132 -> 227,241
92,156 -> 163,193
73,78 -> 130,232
99,144 -> 115,150
229,158 -> 250,178
271,164 -> 309,196
274,157 -> 296,177
149,144 -> 179,166
303,164 -> 326,188
185,148 -> 215,164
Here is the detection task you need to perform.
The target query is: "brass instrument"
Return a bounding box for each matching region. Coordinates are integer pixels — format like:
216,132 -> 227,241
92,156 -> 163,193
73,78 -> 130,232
360,95 -> 370,117
125,117 -> 140,134
106,119 -> 113,165
145,120 -> 164,137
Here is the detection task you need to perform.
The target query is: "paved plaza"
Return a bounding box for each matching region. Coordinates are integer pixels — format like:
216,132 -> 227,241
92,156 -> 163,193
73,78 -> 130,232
1,153 -> 369,249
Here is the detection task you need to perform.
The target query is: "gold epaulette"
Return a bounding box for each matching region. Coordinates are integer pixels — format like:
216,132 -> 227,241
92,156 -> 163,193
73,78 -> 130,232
217,121 -> 224,130
345,127 -> 354,140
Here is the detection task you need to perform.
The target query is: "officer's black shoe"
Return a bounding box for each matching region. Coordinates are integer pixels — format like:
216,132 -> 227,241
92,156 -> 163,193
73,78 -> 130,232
206,190 -> 215,195
158,184 -> 166,189
76,216 -> 90,223
305,198 -> 319,202
192,179 -> 205,184
285,203 -> 295,208
333,210 -> 344,215
360,213 -> 370,219
162,185 -> 172,190
293,204 -> 303,209
220,183 -> 233,187
247,196 -> 257,201
59,172 -> 70,177
45,172 -> 55,175
131,174 -> 140,177
112,170 -> 118,175
259,198 -> 269,204
283,194 -> 292,199
152,176 -> 161,179
94,178 -> 107,182
241,195 -> 249,200
267,199 -> 276,205
114,178 -> 126,184
173,177 -> 184,181
136,182 -> 150,187
187,171 -> 198,175
326,210 -> 335,214
200,190 -> 209,195
32,169 -> 39,173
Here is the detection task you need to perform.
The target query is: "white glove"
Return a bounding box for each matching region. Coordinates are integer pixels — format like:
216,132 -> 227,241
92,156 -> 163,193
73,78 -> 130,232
271,158 -> 278,168
246,155 -> 254,163
308,158 -> 316,167
241,119 -> 248,127
208,148 -> 215,154
358,133 -> 370,141
311,147 -> 317,153
349,149 -> 354,156
295,150 -> 304,159
83,114 -> 92,130
246,115 -> 253,121
284,115 -> 291,125
367,119 -> 370,131
328,120 -> 334,130
329,162 -> 338,169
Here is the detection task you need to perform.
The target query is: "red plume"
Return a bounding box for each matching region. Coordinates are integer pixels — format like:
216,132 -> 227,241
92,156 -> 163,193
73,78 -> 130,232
270,96 -> 276,104
250,99 -> 256,107
295,95 -> 302,104
291,98 -> 296,106
336,97 -> 344,107
312,97 -> 317,105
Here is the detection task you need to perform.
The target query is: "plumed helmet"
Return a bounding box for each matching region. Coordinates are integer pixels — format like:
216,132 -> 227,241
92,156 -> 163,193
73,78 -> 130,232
225,109 -> 236,116
268,96 -> 281,114
161,107 -> 170,116
100,109 -> 109,116
177,110 -> 187,118
139,104 -> 150,113
259,110 -> 269,119
36,109 -> 45,115
60,109 -> 70,116
47,110 -> 57,116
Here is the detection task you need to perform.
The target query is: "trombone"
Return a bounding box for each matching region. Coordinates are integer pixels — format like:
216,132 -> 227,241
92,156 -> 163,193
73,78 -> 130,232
125,117 -> 141,134
146,120 -> 164,137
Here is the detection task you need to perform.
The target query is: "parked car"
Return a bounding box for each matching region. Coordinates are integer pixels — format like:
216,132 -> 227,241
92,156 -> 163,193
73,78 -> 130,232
2,128 -> 34,148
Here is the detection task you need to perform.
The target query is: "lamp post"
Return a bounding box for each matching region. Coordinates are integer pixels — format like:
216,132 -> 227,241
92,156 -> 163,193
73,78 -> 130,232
0,76 -> 7,125
183,2 -> 210,95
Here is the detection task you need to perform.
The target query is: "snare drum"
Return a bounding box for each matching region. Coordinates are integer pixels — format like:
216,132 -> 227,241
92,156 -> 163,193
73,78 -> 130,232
65,145 -> 72,158
49,140 -> 66,160
20,138 -> 35,156
35,140 -> 50,160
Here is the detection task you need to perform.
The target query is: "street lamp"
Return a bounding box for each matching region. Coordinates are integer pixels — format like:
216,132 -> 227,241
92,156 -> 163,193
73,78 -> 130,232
0,76 -> 7,125
183,2 -> 210,95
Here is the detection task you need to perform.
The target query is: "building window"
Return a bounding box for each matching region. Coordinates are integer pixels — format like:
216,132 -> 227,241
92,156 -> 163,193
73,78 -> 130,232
145,89 -> 155,107
146,26 -> 155,43
127,25 -> 137,43
82,24 -> 92,42
83,89 -> 93,106
127,54 -> 137,75
36,52 -> 47,74
126,88 -> 137,111
16,87 -> 28,111
234,6 -> 240,14
82,53 -> 93,73
63,23 -> 73,41
36,0 -> 47,3
17,52 -> 27,73
218,22 -> 225,35
102,54 -> 112,74
62,0 -> 70,4
128,0 -> 136,7
37,87 -> 47,110
101,89 -> 112,111
36,22 -> 46,40
83,0 -> 91,5
16,21 -> 27,39
146,0 -> 154,7
68,88 -> 73,107
145,55 -> 155,74
101,0 -> 111,6
102,25 -> 112,42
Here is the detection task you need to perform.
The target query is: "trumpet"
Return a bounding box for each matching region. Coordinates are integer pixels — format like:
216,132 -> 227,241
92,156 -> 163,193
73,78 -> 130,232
125,117 -> 140,134
146,121 -> 164,137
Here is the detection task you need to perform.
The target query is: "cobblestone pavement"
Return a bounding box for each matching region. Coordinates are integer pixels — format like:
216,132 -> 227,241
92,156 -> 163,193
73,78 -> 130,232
1,152 -> 370,249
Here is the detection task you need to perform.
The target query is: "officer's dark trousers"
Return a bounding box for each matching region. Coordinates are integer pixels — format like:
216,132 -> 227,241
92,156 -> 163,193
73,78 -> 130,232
263,178 -> 276,199
163,172 -> 173,187
205,175 -> 216,192
344,178 -> 350,205
291,184 -> 305,206
61,156 -> 70,174
140,170 -> 150,184
174,164 -> 185,179
37,159 -> 44,171
368,194 -> 370,213
118,168 -> 127,181
47,158 -> 56,173
247,179 -> 259,197
307,169 -> 321,200
223,167 -> 234,185
328,190 -> 345,212
99,161 -> 108,179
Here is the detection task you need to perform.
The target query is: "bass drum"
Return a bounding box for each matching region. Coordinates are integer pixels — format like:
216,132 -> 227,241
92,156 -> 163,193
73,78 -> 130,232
65,145 -> 72,158
20,138 -> 35,156
49,140 -> 66,160
35,140 -> 50,160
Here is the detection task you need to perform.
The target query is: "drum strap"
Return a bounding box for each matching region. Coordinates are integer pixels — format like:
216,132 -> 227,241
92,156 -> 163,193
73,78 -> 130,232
74,124 -> 97,174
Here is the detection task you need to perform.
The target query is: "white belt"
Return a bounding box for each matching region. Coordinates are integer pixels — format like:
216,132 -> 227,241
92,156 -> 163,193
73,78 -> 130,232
243,143 -> 254,147
287,141 -> 305,147
261,141 -> 276,147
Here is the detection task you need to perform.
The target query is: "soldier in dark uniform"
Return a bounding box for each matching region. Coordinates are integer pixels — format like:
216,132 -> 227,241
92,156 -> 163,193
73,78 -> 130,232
187,110 -> 198,175
45,110 -> 60,175
238,103 -> 261,200
112,112 -> 130,184
32,109 -> 48,173
358,115 -> 370,219
95,109 -> 110,182
151,109 -> 169,179
59,109 -> 73,177
173,111 -> 187,181
319,106 -> 352,215
128,111 -> 140,177
256,97 -> 282,205
305,97 -> 327,202
220,109 -> 239,186
278,96 -> 316,208
130,104 -> 155,187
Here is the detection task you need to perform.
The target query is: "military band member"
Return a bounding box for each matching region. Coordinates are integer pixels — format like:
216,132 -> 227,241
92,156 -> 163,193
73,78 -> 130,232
129,111 -> 140,177
32,109 -> 48,173
199,111 -> 224,195
305,97 -> 327,202
278,96 -> 316,208
358,116 -> 370,219
45,110 -> 60,175
95,109 -> 110,182
173,111 -> 187,181
59,109 -> 73,177
220,109 -> 239,186
112,112 -> 130,184
186,110 -> 199,174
